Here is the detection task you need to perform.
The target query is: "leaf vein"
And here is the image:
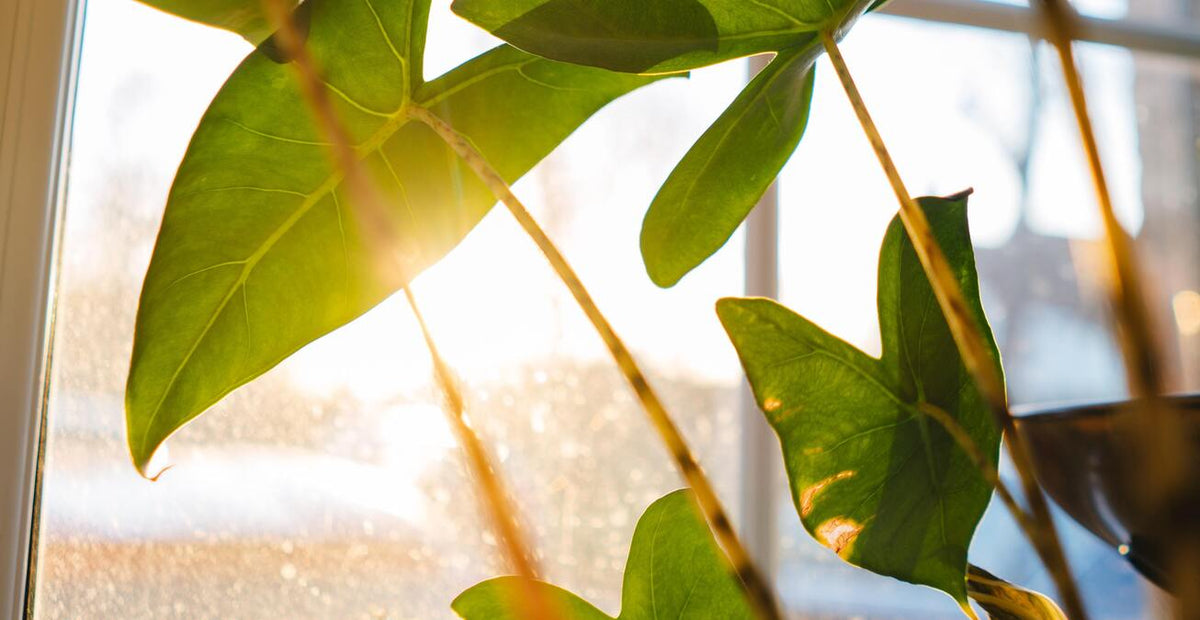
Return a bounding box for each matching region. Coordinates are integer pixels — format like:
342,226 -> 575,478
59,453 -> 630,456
360,0 -> 408,69
136,106 -> 417,456
515,64 -> 587,92
220,117 -> 334,146
321,78 -> 394,117
181,185 -> 309,199
746,0 -> 808,26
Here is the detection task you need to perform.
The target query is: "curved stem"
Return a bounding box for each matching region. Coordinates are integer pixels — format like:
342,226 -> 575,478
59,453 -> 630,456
1037,0 -> 1167,401
1036,1 -> 1196,612
409,105 -> 784,620
918,403 -> 1035,540
820,30 -> 1089,620
259,3 -> 556,616
404,287 -> 559,620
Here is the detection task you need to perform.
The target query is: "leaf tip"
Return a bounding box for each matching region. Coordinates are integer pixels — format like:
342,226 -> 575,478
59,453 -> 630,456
125,402 -> 171,480
943,187 -> 975,203
639,232 -> 685,289
713,296 -> 744,323
640,253 -> 684,288
128,437 -> 172,481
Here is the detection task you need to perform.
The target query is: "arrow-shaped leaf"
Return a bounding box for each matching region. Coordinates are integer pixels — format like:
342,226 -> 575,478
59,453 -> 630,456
125,0 -> 663,475
717,194 -> 1003,606
640,43 -> 817,287
452,490 -> 754,619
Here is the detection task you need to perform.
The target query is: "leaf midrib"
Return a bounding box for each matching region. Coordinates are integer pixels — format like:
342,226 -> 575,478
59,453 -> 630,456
137,105 -> 409,454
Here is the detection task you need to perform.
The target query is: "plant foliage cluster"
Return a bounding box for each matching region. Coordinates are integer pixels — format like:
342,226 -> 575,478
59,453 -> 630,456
124,0 -> 1077,618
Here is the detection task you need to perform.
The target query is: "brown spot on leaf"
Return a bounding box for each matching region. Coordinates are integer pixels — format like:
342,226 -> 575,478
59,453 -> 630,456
763,397 -> 783,412
800,470 -> 855,517
816,517 -> 863,558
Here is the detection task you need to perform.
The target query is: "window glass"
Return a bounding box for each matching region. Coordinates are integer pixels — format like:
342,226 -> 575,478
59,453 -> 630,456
778,15 -> 1198,618
32,0 -> 747,617
30,0 -> 1200,618
958,0 -> 1199,26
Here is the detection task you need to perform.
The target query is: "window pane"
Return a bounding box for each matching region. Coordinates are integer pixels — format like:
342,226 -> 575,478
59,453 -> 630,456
949,0 -> 1199,27
31,1 -> 748,617
777,15 -> 1197,618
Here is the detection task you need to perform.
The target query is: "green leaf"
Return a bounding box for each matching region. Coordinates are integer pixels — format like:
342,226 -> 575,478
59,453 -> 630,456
967,565 -> 1068,620
452,581 -> 611,620
125,0 -> 663,475
452,490 -> 754,619
135,0 -> 288,45
451,0 -> 827,73
452,0 -> 879,288
717,194 -> 1002,605
641,44 -> 817,287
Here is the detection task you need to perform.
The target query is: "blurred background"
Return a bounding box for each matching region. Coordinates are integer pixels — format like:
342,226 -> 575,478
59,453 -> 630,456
28,0 -> 1200,617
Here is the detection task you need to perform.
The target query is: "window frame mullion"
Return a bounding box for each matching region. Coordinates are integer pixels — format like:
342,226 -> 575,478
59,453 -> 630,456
738,55 -> 785,588
0,0 -> 81,616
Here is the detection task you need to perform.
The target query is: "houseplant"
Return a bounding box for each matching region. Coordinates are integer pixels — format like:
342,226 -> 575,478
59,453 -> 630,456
119,0 -> 1190,617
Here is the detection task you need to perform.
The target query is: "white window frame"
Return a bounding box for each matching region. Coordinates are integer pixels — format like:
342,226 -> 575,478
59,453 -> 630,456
0,0 -> 80,616
1,0 -> 1197,618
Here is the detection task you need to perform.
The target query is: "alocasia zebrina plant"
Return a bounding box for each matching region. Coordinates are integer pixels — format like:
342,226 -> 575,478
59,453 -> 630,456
719,194 -> 1001,608
450,0 -> 880,287
124,0 -> 664,475
453,490 -> 755,619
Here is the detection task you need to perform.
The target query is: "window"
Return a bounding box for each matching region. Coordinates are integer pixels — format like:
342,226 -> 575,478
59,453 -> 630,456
3,0 -> 1197,618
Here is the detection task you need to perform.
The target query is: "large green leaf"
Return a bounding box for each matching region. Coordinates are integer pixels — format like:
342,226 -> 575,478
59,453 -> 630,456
450,0 -> 812,74
451,0 -> 876,74
717,194 -> 1002,605
125,0 -> 663,475
136,0 -> 286,45
452,490 -> 754,619
640,43 -> 817,287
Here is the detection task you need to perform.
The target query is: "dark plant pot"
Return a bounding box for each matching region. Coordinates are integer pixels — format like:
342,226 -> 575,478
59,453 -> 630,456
1014,394 -> 1200,592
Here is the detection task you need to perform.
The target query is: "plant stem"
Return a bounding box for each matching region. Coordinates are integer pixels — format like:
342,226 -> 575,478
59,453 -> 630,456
918,403 -> 1035,542
1036,0 -> 1166,402
404,287 -> 560,620
409,105 -> 784,620
1036,1 -> 1196,612
819,29 -> 1089,620
259,4 -> 557,617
